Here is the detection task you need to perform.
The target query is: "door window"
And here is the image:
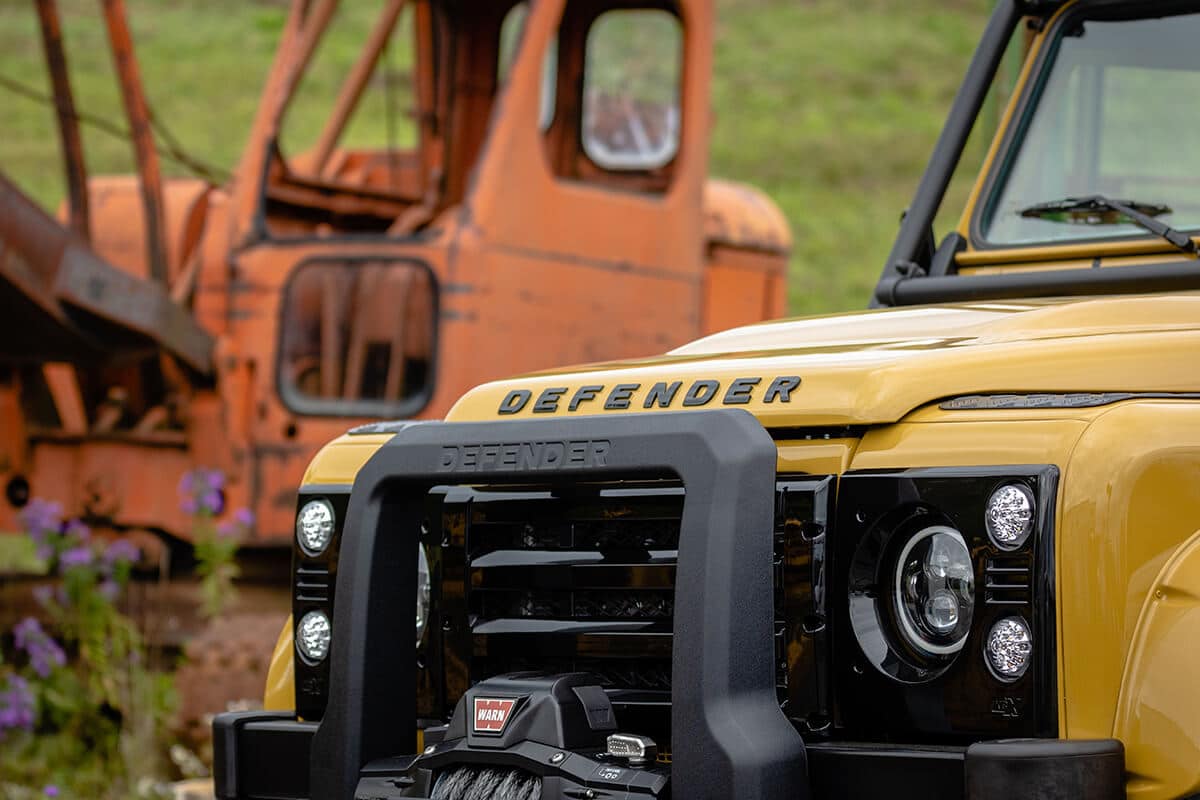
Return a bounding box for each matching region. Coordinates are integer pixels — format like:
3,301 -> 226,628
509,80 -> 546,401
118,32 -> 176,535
279,259 -> 436,417
582,9 -> 682,172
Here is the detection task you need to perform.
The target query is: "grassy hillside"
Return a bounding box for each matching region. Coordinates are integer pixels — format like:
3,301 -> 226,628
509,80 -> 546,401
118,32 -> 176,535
0,0 -> 995,315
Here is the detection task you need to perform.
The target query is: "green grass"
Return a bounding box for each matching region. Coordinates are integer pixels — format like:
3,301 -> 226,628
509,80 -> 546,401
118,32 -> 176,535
0,0 -> 996,315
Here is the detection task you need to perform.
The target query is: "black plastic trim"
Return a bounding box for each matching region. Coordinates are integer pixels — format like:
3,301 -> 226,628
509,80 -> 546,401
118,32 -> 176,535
873,0 -> 1023,306
884,257 -> 1200,306
964,738 -> 1124,799
807,742 -> 964,799
310,410 -> 807,800
213,711 -> 316,800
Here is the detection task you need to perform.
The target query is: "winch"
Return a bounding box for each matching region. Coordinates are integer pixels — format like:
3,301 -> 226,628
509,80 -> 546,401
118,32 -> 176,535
353,673 -> 669,800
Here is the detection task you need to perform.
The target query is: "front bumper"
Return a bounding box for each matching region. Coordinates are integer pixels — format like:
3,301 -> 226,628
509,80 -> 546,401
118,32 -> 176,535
213,713 -> 1125,800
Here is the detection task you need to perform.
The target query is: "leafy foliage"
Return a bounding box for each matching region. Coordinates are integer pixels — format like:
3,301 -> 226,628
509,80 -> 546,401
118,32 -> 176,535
1,501 -> 173,799
1,478 -> 254,798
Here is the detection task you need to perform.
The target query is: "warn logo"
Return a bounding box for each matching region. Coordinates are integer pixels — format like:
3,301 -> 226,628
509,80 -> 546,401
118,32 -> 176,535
473,697 -> 518,734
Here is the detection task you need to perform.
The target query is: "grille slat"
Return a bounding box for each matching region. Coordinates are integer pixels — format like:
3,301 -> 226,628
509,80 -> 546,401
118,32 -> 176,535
985,555 -> 1034,605
294,565 -> 331,603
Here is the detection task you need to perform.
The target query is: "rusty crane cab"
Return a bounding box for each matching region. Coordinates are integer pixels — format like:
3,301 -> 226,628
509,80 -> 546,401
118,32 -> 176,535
0,0 -> 790,554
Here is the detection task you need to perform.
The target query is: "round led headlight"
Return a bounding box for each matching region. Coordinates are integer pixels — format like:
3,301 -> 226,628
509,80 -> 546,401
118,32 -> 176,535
985,483 -> 1035,550
296,610 -> 332,664
893,525 -> 975,657
985,616 -> 1032,682
415,544 -> 431,646
296,498 -> 335,556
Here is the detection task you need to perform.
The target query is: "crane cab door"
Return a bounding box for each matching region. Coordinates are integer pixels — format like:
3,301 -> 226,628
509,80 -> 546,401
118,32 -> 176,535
452,0 -> 711,371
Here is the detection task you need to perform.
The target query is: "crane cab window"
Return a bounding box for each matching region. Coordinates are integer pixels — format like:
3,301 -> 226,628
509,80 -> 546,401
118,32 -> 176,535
280,3 -> 420,197
581,9 -> 681,173
540,4 -> 683,192
279,259 -> 436,418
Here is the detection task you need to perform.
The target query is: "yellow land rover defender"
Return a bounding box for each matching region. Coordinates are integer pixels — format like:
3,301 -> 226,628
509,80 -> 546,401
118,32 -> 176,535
214,1 -> 1200,799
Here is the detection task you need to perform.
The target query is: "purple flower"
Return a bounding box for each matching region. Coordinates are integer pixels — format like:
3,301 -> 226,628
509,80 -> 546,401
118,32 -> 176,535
202,490 -> 224,515
104,539 -> 140,565
234,507 -> 255,528
98,580 -> 119,601
0,674 -> 36,734
13,617 -> 65,678
44,786 -> 60,798
180,468 -> 229,516
205,469 -> 226,491
13,618 -> 39,650
59,545 -> 94,569
20,499 -> 62,536
65,519 -> 90,544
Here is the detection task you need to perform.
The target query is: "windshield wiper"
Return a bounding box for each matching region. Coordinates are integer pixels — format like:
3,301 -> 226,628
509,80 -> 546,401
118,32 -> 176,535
1017,194 -> 1198,256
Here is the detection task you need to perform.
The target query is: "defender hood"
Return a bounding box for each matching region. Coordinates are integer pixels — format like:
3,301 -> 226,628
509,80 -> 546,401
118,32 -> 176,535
447,294 -> 1200,428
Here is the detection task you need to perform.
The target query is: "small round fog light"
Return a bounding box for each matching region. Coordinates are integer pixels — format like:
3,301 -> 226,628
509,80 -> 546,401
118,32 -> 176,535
297,498 -> 335,556
985,616 -> 1032,682
297,610 -> 332,664
985,483 -> 1035,550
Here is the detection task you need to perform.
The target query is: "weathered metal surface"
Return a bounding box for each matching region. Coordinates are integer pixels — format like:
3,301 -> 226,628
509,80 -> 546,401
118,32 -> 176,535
101,0 -> 169,284
0,172 -> 214,370
1,0 -> 790,553
35,0 -> 89,240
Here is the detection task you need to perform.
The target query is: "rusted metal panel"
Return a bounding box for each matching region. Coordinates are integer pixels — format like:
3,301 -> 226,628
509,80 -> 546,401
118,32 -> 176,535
0,172 -> 213,371
704,178 -> 794,254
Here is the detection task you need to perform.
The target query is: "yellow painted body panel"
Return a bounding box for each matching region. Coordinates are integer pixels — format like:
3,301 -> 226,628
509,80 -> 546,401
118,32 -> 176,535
301,433 -> 394,486
1058,403 -> 1200,799
445,295 -> 1200,428
264,615 -> 295,713
1113,529 -> 1200,799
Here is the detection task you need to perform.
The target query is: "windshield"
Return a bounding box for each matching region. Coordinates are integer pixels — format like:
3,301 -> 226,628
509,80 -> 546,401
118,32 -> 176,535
981,10 -> 1200,246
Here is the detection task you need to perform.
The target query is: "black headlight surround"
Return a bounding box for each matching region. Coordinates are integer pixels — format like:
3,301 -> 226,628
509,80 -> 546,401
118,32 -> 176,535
832,466 -> 1059,741
292,487 -> 446,723
292,488 -> 350,721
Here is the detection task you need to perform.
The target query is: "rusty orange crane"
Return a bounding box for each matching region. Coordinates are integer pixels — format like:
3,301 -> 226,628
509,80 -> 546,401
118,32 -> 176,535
2,0 -> 791,726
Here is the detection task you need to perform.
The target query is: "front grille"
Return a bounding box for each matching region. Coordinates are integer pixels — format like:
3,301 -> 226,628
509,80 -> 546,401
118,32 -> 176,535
432,476 -> 833,743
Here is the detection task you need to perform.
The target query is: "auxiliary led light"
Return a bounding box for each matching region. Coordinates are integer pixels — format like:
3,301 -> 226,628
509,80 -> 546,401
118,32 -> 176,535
296,610 -> 332,664
985,483 -> 1035,550
296,498 -> 335,556
985,616 -> 1032,682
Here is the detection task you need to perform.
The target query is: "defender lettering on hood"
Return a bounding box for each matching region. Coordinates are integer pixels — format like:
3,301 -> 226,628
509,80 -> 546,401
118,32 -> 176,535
496,375 -> 802,415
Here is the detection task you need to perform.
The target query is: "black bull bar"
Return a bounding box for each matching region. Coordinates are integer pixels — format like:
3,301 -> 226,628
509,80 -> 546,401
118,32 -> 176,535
308,409 -> 807,800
